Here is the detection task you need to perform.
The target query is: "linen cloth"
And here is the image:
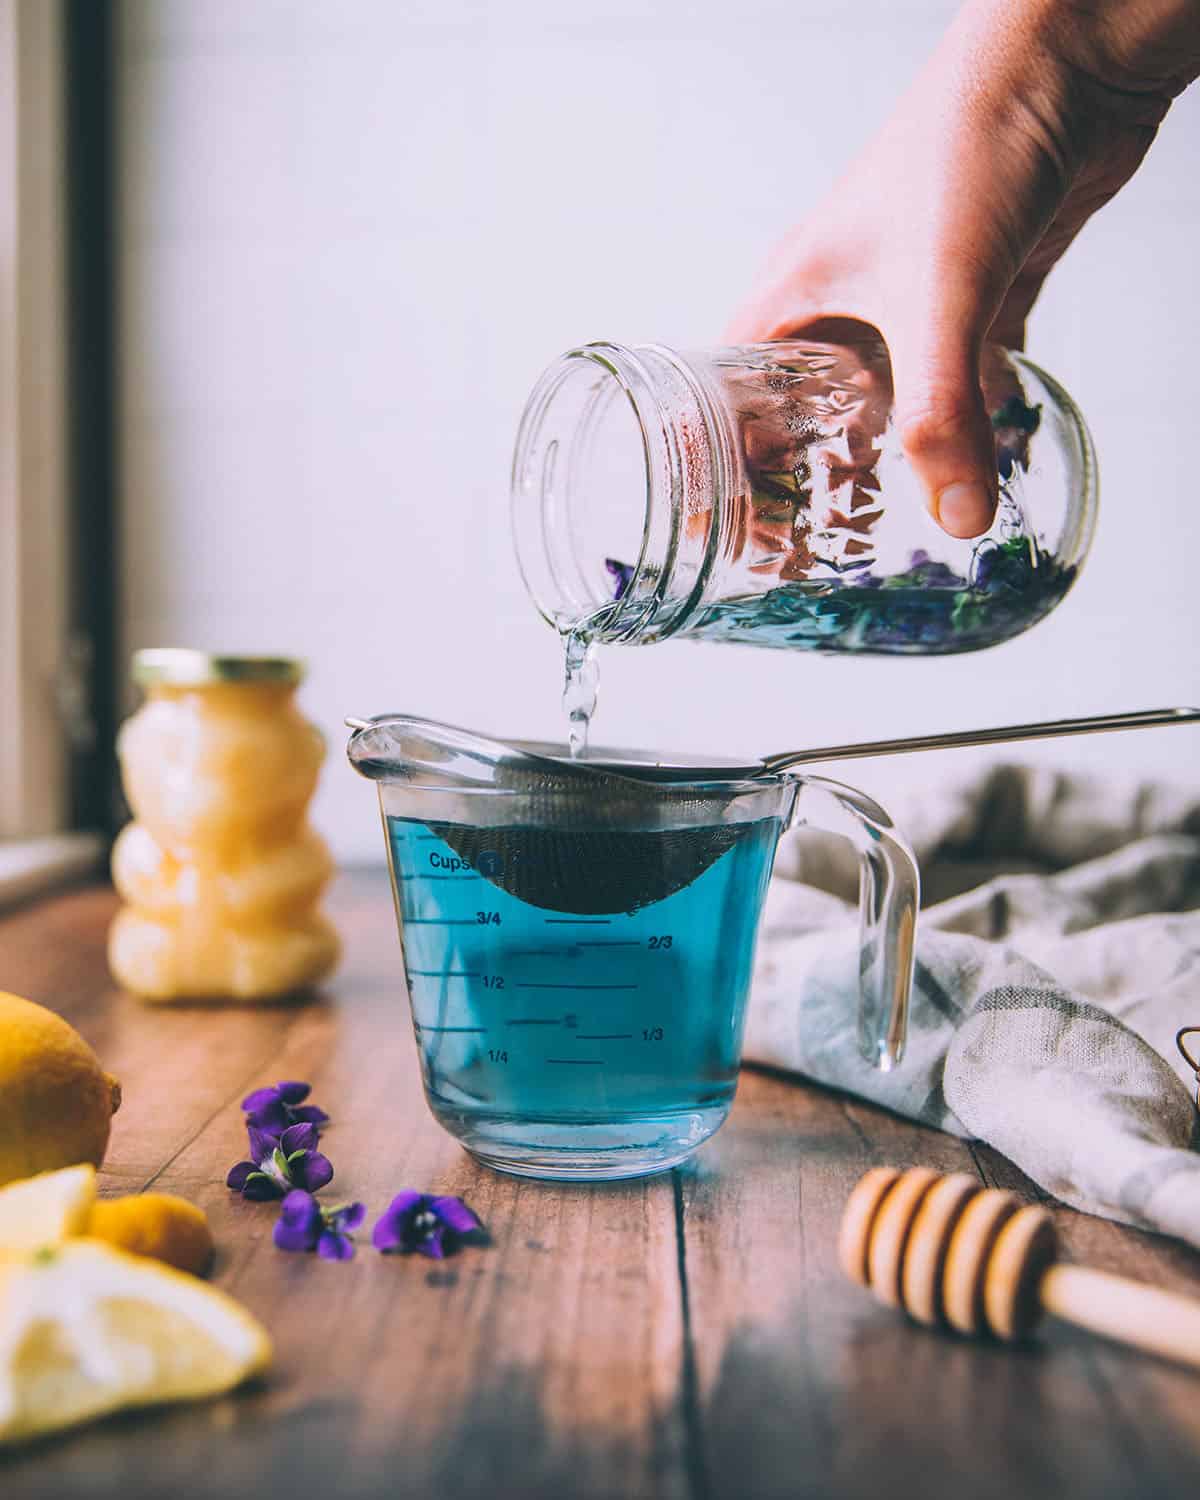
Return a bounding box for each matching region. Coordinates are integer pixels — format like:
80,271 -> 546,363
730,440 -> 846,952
743,763 -> 1200,1248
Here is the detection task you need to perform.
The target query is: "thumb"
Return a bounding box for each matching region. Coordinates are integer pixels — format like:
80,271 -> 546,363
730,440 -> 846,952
887,318 -> 998,539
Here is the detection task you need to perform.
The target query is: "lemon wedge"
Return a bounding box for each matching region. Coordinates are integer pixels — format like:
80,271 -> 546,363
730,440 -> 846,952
0,1240 -> 271,1445
0,1165 -> 97,1253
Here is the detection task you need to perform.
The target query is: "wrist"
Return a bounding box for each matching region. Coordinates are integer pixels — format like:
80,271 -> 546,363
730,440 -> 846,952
1018,0 -> 1200,101
941,0 -> 1194,177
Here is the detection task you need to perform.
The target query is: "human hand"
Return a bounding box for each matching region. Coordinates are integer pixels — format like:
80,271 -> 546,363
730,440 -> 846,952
727,0 -> 1200,537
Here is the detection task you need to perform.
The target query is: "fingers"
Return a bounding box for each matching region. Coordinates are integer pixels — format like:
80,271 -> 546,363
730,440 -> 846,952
731,295 -> 1002,540
726,227 -> 1002,539
887,317 -> 998,539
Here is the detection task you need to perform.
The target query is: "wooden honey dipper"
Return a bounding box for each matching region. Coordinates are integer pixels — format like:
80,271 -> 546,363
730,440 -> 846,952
838,1167 -> 1200,1369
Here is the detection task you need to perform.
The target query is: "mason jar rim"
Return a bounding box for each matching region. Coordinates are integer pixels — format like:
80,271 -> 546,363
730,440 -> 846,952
510,341 -> 731,647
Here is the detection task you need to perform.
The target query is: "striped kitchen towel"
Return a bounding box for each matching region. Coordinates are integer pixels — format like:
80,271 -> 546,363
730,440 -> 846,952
744,763 -> 1200,1248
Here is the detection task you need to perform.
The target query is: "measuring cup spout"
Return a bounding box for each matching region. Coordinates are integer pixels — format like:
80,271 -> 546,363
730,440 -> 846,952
786,776 -> 919,1071
345,714 -> 536,786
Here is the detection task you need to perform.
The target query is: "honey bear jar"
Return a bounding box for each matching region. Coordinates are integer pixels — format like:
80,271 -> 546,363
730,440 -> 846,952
109,651 -> 339,1001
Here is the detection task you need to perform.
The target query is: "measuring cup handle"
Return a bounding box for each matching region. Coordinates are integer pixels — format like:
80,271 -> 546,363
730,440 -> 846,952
788,775 -> 919,1071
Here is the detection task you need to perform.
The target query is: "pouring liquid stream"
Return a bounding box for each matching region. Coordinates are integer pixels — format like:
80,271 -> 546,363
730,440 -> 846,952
564,593 -> 633,758
563,626 -> 599,759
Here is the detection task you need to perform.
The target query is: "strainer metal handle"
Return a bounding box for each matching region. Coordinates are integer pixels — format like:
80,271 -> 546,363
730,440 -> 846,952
760,707 -> 1200,772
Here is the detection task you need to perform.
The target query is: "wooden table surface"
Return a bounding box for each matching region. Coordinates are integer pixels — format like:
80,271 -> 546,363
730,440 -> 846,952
2,872 -> 1198,1499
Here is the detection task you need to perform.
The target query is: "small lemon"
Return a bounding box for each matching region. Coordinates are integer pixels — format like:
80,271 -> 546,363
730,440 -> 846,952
0,1165 -> 97,1251
88,1194 -> 214,1277
0,992 -> 121,1188
0,1239 -> 271,1445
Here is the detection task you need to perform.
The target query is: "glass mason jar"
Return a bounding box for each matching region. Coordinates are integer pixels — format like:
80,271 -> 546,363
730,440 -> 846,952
510,332 -> 1097,655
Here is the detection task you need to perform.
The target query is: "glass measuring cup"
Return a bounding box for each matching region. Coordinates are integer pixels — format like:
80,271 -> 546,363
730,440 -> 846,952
347,715 -> 918,1180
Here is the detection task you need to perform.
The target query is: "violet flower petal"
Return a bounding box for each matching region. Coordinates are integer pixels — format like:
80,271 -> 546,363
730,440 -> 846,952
274,1217 -> 319,1252
416,1228 -> 446,1261
274,1081 -> 312,1104
333,1202 -> 367,1233
295,1151 -> 334,1192
245,1103 -> 289,1136
371,1212 -> 404,1252
246,1124 -> 277,1164
241,1087 -> 281,1114
290,1104 -> 330,1127
371,1193 -> 423,1253
279,1121 -> 320,1156
605,557 -> 635,600
226,1161 -> 255,1191
278,1189 -> 321,1228
317,1230 -> 355,1262
273,1191 -> 326,1252
431,1196 -> 483,1237
243,1082 -> 326,1140
241,1173 -> 285,1202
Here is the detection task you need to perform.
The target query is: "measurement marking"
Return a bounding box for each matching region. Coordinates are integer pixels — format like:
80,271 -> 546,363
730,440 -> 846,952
545,1058 -> 604,1065
408,969 -> 481,978
575,1033 -> 633,1040
509,948 -> 557,958
578,940 -> 642,948
544,919 -> 611,926
404,919 -> 477,926
399,873 -> 480,881
506,1018 -> 560,1026
414,1025 -> 486,1034
516,983 -> 638,991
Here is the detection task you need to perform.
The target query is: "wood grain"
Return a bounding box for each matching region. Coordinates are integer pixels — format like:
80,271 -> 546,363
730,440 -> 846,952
0,874 -> 1198,1499
680,1085 -> 1200,1500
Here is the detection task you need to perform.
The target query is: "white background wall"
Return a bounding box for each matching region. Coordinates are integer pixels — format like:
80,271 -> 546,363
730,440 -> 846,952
116,0 -> 1200,863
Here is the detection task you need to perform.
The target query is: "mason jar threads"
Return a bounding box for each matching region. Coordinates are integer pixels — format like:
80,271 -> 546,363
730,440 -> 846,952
109,650 -> 339,1001
511,333 -> 1097,656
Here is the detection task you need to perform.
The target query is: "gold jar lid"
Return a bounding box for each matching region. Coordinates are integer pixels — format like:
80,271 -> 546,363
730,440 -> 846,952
131,649 -> 305,688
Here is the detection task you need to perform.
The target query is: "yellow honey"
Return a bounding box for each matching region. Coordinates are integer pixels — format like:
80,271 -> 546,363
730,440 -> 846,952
109,652 -> 339,1000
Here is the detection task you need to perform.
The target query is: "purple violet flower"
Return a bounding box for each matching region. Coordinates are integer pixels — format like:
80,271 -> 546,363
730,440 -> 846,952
372,1191 -> 485,1260
273,1190 -> 365,1261
241,1080 -> 329,1139
605,557 -> 635,600
226,1122 -> 334,1201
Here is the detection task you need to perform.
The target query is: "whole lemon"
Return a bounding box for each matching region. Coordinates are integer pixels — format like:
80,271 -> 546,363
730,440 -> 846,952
88,1194 -> 214,1277
0,992 -> 122,1188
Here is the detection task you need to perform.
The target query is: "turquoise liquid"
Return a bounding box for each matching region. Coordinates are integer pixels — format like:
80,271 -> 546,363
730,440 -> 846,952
386,815 -> 780,1175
